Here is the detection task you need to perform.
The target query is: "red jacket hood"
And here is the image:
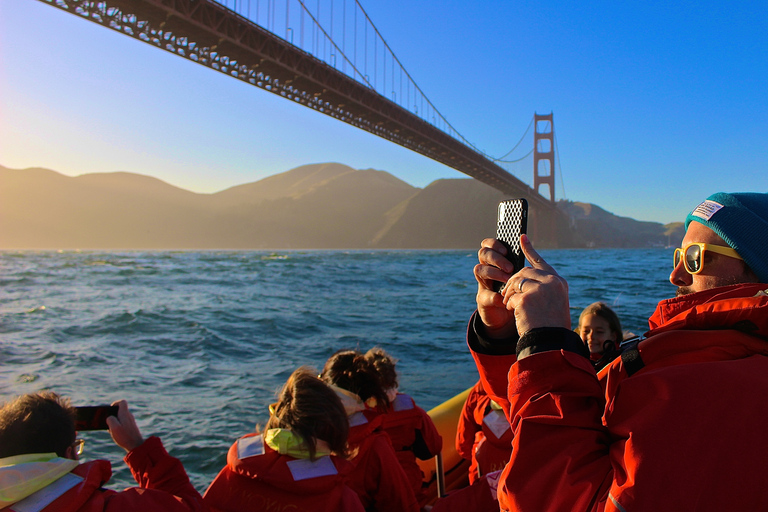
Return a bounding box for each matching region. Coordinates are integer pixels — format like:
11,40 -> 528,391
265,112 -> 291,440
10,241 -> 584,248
348,410 -> 384,446
600,283 -> 768,390
226,433 -> 354,495
648,283 -> 768,336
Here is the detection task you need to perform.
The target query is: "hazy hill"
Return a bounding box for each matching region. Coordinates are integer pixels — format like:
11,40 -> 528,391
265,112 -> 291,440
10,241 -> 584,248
204,164 -> 419,248
372,178 -> 508,248
0,163 -> 683,250
558,201 -> 685,248
0,166 -> 212,248
211,162 -> 361,207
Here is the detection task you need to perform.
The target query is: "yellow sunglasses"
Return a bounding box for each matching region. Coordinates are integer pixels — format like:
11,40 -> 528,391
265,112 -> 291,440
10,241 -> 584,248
673,242 -> 742,275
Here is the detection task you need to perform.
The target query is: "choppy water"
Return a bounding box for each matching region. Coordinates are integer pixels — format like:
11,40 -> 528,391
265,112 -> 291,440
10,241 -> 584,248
0,248 -> 672,491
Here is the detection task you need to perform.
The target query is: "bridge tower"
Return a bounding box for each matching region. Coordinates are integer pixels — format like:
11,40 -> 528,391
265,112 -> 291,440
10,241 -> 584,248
533,113 -> 555,203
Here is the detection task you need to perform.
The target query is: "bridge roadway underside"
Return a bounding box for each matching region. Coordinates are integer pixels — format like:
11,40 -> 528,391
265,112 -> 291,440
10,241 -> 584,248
44,0 -> 563,238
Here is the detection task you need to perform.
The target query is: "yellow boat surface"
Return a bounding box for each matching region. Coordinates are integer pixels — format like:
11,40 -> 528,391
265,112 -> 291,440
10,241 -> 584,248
417,387 -> 473,503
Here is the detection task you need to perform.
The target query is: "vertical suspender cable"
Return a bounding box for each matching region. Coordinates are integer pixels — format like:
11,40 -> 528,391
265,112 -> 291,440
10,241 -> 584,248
364,14 -> 367,82
316,0 -> 319,56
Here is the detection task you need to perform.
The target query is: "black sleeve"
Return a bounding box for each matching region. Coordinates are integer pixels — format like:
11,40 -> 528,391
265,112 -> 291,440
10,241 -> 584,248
516,327 -> 590,360
466,310 -> 519,356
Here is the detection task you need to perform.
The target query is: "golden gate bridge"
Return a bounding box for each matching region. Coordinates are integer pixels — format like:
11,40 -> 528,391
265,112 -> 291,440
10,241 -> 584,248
37,0 -> 566,240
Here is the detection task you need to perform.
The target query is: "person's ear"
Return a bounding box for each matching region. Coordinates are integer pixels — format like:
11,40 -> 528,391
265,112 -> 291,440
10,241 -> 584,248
64,445 -> 78,461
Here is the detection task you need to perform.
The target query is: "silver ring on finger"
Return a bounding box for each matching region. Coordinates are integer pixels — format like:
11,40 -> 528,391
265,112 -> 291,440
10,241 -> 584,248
518,278 -> 529,293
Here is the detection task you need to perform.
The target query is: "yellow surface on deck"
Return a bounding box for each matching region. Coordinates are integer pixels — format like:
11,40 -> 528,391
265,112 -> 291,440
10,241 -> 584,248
417,387 -> 473,502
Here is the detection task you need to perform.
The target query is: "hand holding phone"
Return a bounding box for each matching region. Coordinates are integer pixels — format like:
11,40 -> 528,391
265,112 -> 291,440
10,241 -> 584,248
76,402 -> 145,452
75,405 -> 119,431
493,198 -> 528,292
106,400 -> 145,453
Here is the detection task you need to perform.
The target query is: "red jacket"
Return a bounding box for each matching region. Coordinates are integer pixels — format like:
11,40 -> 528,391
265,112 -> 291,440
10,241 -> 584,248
456,381 -> 513,484
203,433 -> 364,512
347,410 -> 420,512
11,436 -> 206,512
469,283 -> 768,512
430,470 -> 502,512
378,393 -> 443,503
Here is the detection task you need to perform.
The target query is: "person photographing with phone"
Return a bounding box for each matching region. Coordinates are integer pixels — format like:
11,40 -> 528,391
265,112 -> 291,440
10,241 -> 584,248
469,192 -> 768,511
0,391 -> 206,512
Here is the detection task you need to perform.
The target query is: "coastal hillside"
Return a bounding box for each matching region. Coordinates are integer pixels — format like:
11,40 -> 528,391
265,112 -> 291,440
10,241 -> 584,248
558,201 -> 685,249
0,167 -> 210,249
0,163 -> 683,250
372,178 -> 508,248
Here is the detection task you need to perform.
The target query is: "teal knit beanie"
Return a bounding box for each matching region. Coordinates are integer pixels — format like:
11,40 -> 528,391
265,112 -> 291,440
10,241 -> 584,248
685,192 -> 768,283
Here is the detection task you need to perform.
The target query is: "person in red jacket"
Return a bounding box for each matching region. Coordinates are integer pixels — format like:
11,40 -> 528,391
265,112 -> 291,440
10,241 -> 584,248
430,470 -> 502,512
204,367 -> 364,512
365,347 -> 442,505
455,380 -> 512,484
0,391 -> 206,512
469,192 -> 768,511
321,349 -> 420,512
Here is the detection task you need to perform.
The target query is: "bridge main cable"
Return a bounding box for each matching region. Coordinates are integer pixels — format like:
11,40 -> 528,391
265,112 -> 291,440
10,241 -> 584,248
38,0 -> 553,210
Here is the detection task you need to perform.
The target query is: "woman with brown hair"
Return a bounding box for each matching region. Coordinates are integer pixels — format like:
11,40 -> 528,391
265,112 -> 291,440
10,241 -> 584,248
320,349 -> 419,512
204,367 -> 364,512
365,347 -> 442,506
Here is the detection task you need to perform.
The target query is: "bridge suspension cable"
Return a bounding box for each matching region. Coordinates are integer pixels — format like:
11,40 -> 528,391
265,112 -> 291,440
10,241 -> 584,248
216,0 -> 505,162
495,147 -> 534,164
491,115 -> 535,163
37,0 -> 560,209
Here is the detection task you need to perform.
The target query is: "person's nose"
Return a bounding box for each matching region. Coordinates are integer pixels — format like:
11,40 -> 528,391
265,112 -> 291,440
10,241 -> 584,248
670,260 -> 692,287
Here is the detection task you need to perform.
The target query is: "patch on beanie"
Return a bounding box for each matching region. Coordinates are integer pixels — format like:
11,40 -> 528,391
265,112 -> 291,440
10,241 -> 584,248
690,199 -> 724,221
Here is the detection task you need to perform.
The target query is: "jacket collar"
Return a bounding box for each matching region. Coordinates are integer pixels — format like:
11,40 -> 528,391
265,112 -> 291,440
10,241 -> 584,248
649,283 -> 768,334
0,453 -> 78,508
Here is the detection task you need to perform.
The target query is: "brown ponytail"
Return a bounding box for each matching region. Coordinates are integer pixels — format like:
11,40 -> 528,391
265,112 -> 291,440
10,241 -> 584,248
320,349 -> 388,409
365,347 -> 399,392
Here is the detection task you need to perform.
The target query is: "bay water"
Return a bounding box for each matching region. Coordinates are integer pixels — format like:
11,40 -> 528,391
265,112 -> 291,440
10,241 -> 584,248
0,248 -> 673,490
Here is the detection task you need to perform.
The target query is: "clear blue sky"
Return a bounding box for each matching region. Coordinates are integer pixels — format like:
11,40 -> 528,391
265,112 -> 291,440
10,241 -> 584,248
1,0 -> 766,224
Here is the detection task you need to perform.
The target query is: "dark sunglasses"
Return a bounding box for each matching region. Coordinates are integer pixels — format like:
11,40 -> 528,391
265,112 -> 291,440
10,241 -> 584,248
673,242 -> 742,275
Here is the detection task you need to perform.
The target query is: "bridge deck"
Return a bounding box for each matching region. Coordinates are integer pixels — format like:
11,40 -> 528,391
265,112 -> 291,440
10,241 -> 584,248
44,0 -> 553,212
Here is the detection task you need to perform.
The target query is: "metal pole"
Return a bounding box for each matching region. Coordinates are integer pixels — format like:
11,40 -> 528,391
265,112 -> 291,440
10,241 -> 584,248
435,452 -> 446,498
